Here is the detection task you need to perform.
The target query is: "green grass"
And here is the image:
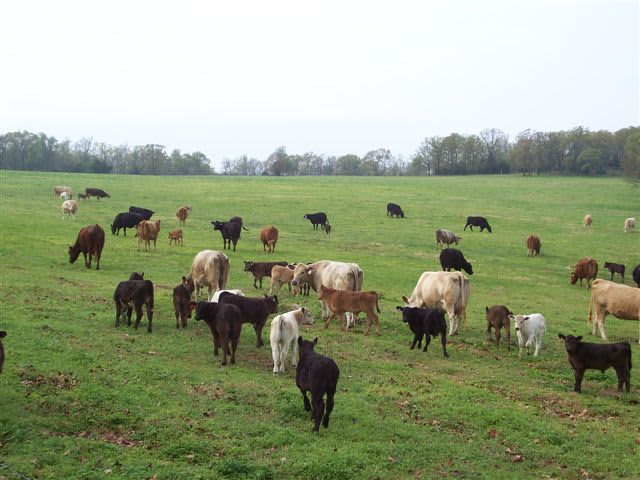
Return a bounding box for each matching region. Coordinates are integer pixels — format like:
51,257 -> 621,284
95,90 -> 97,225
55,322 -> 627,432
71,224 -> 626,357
0,171 -> 638,480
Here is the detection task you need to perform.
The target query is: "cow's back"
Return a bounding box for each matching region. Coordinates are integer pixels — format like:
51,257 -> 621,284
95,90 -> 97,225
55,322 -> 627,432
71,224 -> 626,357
593,280 -> 640,320
313,260 -> 362,292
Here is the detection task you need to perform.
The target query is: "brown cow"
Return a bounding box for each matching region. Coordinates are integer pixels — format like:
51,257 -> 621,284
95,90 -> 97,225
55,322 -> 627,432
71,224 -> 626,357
260,225 -> 279,253
53,186 -> 72,197
136,220 -> 161,252
176,205 -> 192,226
583,214 -> 592,228
318,285 -> 380,335
485,305 -> 512,350
526,235 -> 541,256
168,229 -> 183,246
68,224 -> 105,270
571,257 -> 598,288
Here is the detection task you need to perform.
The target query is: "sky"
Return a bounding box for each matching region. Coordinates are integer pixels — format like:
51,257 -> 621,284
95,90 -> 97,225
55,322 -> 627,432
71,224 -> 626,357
1,0 -> 638,169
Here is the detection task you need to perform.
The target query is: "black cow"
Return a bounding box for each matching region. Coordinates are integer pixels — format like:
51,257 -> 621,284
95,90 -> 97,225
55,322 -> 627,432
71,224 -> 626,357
296,336 -> 340,432
129,206 -> 154,220
229,216 -> 249,232
439,248 -> 473,275
304,212 -> 328,230
173,277 -> 195,329
558,334 -> 632,393
244,260 -> 288,289
218,292 -> 278,347
386,203 -> 405,218
212,220 -> 241,251
0,331 -> 6,374
193,301 -> 243,366
85,188 -> 110,199
603,262 -> 625,283
634,264 -> 640,288
111,212 -> 144,236
114,279 -> 154,333
396,306 -> 449,357
464,216 -> 492,233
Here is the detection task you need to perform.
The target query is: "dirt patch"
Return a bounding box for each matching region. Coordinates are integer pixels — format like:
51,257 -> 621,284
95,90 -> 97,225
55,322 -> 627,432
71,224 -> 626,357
18,366 -> 78,394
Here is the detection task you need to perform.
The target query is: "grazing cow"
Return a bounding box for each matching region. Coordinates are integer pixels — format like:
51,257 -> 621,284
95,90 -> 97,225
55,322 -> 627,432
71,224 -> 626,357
571,257 -> 598,288
229,216 -> 248,232
304,212 -> 328,230
244,261 -> 288,289
634,264 -> 640,288
396,306 -> 448,357
173,278 -> 195,329
558,334 -> 632,393
68,224 -> 105,270
193,301 -> 243,366
168,229 -> 183,246
322,222 -> 332,235
439,248 -> 473,275
53,186 -> 72,198
78,193 -> 88,200
59,191 -> 71,201
291,260 -> 364,327
110,212 -> 144,236
212,220 -> 241,251
387,203 -> 405,218
218,292 -> 278,347
464,216 -> 492,233
435,229 -> 462,249
526,235 -> 541,257
61,200 -> 78,219
485,305 -> 512,350
187,250 -> 230,301
583,214 -> 592,227
296,336 -> 340,432
0,331 -> 6,374
260,225 -> 279,253
509,313 -> 546,357
588,279 -> 640,344
624,217 -> 636,233
318,285 -> 380,335
129,206 -> 154,220
136,220 -> 161,252
85,188 -> 110,199
176,205 -> 192,226
402,271 -> 470,336
270,305 -> 315,374
114,279 -> 154,332
603,262 -> 625,283
211,289 -> 245,302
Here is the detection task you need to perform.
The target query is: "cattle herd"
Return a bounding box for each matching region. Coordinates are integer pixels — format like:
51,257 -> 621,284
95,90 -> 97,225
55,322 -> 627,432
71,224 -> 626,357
0,190 -> 637,433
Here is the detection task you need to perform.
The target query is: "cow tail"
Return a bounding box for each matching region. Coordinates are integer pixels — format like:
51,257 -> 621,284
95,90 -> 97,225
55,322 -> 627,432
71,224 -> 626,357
587,292 -> 594,326
628,346 -> 632,371
376,293 -> 381,313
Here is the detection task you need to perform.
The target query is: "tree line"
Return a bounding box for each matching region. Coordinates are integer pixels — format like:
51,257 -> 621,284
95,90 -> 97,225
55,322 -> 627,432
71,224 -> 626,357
1,126 -> 638,178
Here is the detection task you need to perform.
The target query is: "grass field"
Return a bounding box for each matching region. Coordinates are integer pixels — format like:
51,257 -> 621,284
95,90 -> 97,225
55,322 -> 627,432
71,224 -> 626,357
0,170 -> 638,480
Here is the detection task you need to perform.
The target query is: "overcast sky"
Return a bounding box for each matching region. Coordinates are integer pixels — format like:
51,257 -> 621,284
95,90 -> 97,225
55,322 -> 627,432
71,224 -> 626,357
1,0 -> 638,168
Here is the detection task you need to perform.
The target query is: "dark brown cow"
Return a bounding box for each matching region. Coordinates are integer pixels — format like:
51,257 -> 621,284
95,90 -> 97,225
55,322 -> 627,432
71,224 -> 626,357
571,257 -> 599,288
85,188 -> 110,199
260,225 -> 279,253
526,235 -> 541,257
173,277 -> 195,329
193,301 -> 243,366
114,279 -> 154,332
244,261 -> 288,289
318,285 -> 380,335
176,206 -> 191,226
218,292 -> 278,347
485,305 -> 512,350
603,262 -> 625,283
69,224 -> 105,270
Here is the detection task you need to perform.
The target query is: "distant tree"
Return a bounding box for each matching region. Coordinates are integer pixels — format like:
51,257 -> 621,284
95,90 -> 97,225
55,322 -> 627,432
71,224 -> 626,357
334,154 -> 362,175
265,146 -> 295,176
480,128 -> 508,173
622,131 -> 640,180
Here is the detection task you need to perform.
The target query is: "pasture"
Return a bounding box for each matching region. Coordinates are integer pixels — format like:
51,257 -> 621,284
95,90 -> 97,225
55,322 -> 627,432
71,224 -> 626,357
0,170 -> 638,480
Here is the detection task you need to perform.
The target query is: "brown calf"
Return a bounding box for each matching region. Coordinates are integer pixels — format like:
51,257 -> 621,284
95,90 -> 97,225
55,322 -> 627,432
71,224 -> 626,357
318,285 -> 380,335
526,235 -> 541,256
136,220 -> 161,252
260,225 -> 279,253
485,305 -> 512,350
176,205 -> 192,226
168,229 -> 183,246
571,257 -> 598,288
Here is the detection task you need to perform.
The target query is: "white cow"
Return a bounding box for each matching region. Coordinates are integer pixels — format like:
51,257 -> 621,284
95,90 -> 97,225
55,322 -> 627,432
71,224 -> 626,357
187,250 -> 230,301
588,279 -> 640,344
509,313 -> 546,357
211,289 -> 244,302
59,191 -> 71,201
402,271 -> 470,336
624,217 -> 636,233
291,260 -> 364,327
269,305 -> 314,374
61,200 -> 78,219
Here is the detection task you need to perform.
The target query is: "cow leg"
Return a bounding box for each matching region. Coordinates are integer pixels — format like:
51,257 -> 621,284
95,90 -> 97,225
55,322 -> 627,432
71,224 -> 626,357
505,328 -> 511,351
533,338 -> 541,356
291,337 -> 298,368
324,313 -> 335,329
212,330 -> 219,356
448,314 -> 457,336
311,394 -> 325,432
181,311 -> 187,329
573,368 -> 584,393
220,335 -> 228,366
486,322 -> 493,343
279,344 -> 288,372
272,344 -> 281,374
259,277 -> 263,289
364,314 -> 371,336
254,322 -> 264,348
230,338 -> 238,364
495,330 -> 501,349
614,367 -> 625,392
82,252 -> 88,268
323,391 -> 334,429
146,303 -> 153,333
300,389 -> 311,412
441,334 -> 449,357
133,304 -> 143,330
175,310 -> 180,329
232,239 -> 237,252
207,286 -> 214,302
410,334 -> 420,349
126,307 -> 133,326
596,311 -> 608,341
423,334 -> 431,353
115,300 -> 122,327
95,251 -> 100,270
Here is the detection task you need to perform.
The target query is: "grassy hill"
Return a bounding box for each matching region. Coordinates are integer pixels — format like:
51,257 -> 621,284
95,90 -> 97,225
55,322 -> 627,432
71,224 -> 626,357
0,170 -> 638,479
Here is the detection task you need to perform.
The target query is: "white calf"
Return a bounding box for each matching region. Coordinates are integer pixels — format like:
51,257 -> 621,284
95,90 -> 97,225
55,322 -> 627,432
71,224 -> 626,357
270,305 -> 314,374
210,289 -> 244,302
59,191 -> 70,201
624,217 -> 636,233
509,313 -> 546,357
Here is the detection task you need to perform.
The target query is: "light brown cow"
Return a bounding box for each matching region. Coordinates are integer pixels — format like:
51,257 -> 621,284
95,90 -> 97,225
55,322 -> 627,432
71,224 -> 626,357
588,279 -> 640,344
583,214 -> 592,228
526,235 -> 541,256
318,285 -> 380,335
61,200 -> 78,219
269,265 -> 294,295
53,186 -> 72,198
187,250 -> 230,301
624,217 -> 636,233
176,206 -> 192,226
571,257 -> 598,288
260,225 -> 279,253
136,220 -> 161,251
168,229 -> 183,246
435,229 -> 462,249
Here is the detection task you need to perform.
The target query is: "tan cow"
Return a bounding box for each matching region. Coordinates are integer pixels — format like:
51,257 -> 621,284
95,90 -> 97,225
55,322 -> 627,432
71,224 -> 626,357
176,205 -> 192,226
402,271 -> 470,336
435,229 -> 462,249
583,214 -> 592,227
624,217 -> 636,233
187,250 -> 230,301
269,265 -> 295,295
168,229 -> 183,246
260,225 -> 278,253
136,220 -> 161,251
318,285 -> 380,335
61,200 -> 78,219
53,186 -> 72,198
588,279 -> 640,344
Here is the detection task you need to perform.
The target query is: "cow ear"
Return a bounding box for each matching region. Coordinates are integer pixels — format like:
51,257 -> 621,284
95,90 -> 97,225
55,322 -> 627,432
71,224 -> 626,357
292,304 -> 300,310
182,276 -> 187,283
558,333 -> 565,339
576,336 -> 583,342
485,306 -> 488,313
508,314 -> 515,321
395,306 -> 404,311
313,337 -> 318,345
273,295 -> 278,303
306,267 -> 314,275
402,295 -> 410,305
522,316 -> 529,321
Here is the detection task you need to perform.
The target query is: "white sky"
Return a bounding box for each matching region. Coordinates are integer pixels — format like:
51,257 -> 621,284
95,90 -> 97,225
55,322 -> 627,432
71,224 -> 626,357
1,0 -> 638,168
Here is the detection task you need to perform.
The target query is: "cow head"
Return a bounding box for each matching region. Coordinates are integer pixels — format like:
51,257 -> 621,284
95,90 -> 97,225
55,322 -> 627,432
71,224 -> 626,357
291,264 -> 313,286
129,272 -> 144,280
110,223 -> 117,235
558,333 -> 582,354
509,314 -> 528,332
487,226 -> 492,233
395,306 -> 410,323
294,305 -> 315,325
570,271 -> 578,284
462,261 -> 474,275
263,294 -> 278,313
243,261 -> 254,272
68,245 -> 81,264
401,295 -> 416,307
212,221 -> 223,231
297,335 -> 318,360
